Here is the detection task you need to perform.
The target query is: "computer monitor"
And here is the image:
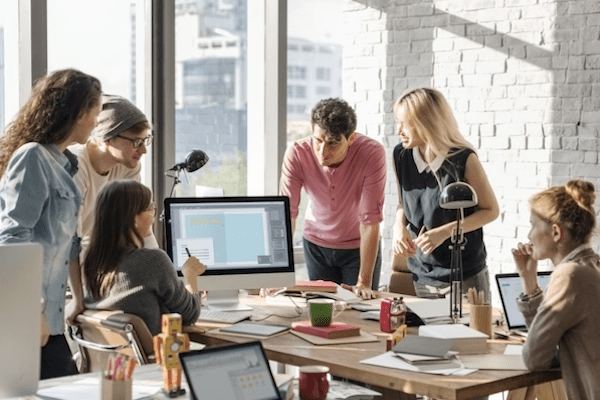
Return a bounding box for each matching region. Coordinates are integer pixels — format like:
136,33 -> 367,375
164,196 -> 295,311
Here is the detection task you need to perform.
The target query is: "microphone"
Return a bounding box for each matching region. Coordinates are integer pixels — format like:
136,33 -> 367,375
169,150 -> 209,172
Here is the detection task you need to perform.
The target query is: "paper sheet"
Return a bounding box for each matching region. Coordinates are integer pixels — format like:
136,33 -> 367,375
457,354 -> 528,370
36,378 -> 163,400
360,351 -> 476,376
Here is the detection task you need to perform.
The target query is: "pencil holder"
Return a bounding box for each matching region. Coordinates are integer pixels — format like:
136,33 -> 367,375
101,375 -> 132,400
469,304 -> 493,338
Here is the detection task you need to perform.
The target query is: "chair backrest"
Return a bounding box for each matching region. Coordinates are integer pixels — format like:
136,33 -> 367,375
388,253 -> 417,296
69,309 -> 156,373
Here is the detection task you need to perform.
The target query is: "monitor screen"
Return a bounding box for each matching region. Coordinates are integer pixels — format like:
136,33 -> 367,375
164,196 -> 295,311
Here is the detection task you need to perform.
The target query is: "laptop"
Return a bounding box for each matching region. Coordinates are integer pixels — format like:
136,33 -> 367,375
179,341 -> 282,400
0,243 -> 43,397
495,271 -> 552,336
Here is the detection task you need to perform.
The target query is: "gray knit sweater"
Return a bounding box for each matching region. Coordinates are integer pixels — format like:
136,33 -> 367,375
518,247 -> 600,400
85,248 -> 201,336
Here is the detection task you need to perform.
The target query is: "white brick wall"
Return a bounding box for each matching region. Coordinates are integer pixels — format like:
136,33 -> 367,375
342,0 -> 600,298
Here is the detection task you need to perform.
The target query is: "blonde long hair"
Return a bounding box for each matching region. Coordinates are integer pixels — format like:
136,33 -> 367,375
394,87 -> 474,162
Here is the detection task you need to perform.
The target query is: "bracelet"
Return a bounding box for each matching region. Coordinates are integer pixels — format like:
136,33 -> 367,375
519,286 -> 542,301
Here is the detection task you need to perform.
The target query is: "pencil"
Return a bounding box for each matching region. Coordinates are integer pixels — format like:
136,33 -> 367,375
418,225 -> 426,237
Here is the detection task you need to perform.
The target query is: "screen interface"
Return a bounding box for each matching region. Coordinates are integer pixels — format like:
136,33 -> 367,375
165,198 -> 291,274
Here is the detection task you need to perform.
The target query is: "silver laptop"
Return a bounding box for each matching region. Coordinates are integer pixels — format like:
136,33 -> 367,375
179,341 -> 282,400
495,271 -> 552,336
0,243 -> 43,397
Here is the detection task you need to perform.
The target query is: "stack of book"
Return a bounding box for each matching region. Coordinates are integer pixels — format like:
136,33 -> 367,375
285,280 -> 337,293
391,335 -> 457,364
291,321 -> 360,339
418,324 -> 489,354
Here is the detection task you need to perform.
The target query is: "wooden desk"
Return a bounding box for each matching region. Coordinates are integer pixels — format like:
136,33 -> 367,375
185,295 -> 564,400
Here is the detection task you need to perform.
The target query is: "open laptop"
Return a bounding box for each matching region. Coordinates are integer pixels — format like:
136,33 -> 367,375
0,243 -> 43,397
495,271 -> 552,337
179,341 -> 282,400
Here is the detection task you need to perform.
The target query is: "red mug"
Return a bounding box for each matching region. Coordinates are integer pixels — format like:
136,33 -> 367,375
299,365 -> 329,400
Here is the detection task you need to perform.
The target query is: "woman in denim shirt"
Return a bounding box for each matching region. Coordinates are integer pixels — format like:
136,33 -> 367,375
0,69 -> 102,379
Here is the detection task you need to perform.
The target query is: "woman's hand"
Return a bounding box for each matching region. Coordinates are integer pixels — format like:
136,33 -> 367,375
512,242 -> 539,293
41,313 -> 50,347
182,256 -> 207,293
393,225 -> 416,258
65,298 -> 85,326
414,226 -> 448,255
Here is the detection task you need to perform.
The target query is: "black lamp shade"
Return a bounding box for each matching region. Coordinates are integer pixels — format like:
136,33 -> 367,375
439,182 -> 478,209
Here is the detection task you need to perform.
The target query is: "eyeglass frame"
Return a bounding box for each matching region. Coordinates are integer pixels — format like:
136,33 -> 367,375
146,202 -> 157,216
114,134 -> 153,149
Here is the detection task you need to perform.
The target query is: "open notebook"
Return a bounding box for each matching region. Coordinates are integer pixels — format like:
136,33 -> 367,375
495,271 -> 551,336
179,341 -> 282,400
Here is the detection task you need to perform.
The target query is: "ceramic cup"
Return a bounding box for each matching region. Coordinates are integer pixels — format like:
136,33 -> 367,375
299,365 -> 329,400
307,298 -> 344,327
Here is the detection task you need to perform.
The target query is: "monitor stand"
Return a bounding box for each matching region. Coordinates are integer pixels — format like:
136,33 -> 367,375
206,290 -> 253,312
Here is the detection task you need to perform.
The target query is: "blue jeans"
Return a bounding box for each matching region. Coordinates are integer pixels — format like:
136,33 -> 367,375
413,268 -> 491,302
302,238 -> 381,290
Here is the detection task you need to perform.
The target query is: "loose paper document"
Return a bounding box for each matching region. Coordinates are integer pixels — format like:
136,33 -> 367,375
404,298 -> 454,323
36,378 -> 161,400
361,351 -> 476,376
457,354 -> 528,370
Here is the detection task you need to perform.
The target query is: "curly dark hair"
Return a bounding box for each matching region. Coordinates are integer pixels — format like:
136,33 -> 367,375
0,69 -> 102,177
530,179 -> 597,244
310,98 -> 357,142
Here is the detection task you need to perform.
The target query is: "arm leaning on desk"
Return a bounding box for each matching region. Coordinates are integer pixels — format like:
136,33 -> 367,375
184,294 -> 563,400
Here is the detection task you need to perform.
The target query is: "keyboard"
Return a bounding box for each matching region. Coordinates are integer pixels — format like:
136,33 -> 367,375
197,310 -> 252,324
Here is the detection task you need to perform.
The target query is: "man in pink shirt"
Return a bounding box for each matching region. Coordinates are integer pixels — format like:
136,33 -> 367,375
280,98 -> 386,299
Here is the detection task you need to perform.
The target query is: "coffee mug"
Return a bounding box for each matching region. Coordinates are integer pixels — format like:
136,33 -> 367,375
307,298 -> 344,327
299,365 -> 329,400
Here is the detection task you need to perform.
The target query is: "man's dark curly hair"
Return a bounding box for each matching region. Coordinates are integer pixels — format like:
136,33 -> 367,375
311,98 -> 357,142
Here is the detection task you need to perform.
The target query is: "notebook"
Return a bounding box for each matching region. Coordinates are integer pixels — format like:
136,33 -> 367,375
0,243 -> 43,398
179,341 -> 282,400
495,271 -> 552,336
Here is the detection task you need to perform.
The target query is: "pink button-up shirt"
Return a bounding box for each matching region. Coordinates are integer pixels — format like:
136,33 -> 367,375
280,134 -> 386,249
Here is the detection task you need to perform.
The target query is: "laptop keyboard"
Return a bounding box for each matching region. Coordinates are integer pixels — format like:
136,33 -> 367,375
197,310 -> 252,324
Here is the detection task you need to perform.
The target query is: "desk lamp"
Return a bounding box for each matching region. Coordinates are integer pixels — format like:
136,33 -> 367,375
439,181 -> 478,323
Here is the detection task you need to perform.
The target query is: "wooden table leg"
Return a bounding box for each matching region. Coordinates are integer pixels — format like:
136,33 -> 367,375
507,379 -> 566,400
506,386 -> 536,400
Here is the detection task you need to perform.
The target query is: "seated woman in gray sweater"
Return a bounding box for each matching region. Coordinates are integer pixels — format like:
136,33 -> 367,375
512,179 -> 600,400
83,179 -> 205,335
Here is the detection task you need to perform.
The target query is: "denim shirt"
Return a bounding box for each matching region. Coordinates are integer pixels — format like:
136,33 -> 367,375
0,143 -> 81,335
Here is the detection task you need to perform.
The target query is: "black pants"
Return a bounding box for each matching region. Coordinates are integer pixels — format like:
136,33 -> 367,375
40,334 -> 79,380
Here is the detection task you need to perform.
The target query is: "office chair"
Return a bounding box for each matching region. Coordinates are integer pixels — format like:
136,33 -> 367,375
388,253 -> 417,296
69,309 -> 156,373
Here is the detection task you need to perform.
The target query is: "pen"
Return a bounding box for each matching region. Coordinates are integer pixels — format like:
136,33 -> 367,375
418,225 -> 426,237
185,247 -> 191,257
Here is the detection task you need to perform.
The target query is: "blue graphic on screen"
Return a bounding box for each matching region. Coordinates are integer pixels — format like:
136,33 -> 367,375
185,212 -> 265,263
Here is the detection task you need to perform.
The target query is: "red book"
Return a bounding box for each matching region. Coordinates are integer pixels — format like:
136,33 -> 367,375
286,280 -> 337,293
291,321 -> 360,339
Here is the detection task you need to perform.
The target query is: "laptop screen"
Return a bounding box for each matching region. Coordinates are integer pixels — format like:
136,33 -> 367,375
495,271 -> 552,331
179,341 -> 282,400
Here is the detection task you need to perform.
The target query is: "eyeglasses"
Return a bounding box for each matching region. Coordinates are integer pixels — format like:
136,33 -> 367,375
146,202 -> 157,216
115,134 -> 153,149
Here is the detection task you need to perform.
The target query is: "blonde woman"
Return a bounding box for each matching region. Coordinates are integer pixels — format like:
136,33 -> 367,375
513,180 -> 600,399
392,88 -> 499,299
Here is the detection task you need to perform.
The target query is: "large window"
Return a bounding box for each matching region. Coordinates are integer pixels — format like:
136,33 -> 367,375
287,0 -> 344,246
47,0 -> 149,180
173,0 -> 248,197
